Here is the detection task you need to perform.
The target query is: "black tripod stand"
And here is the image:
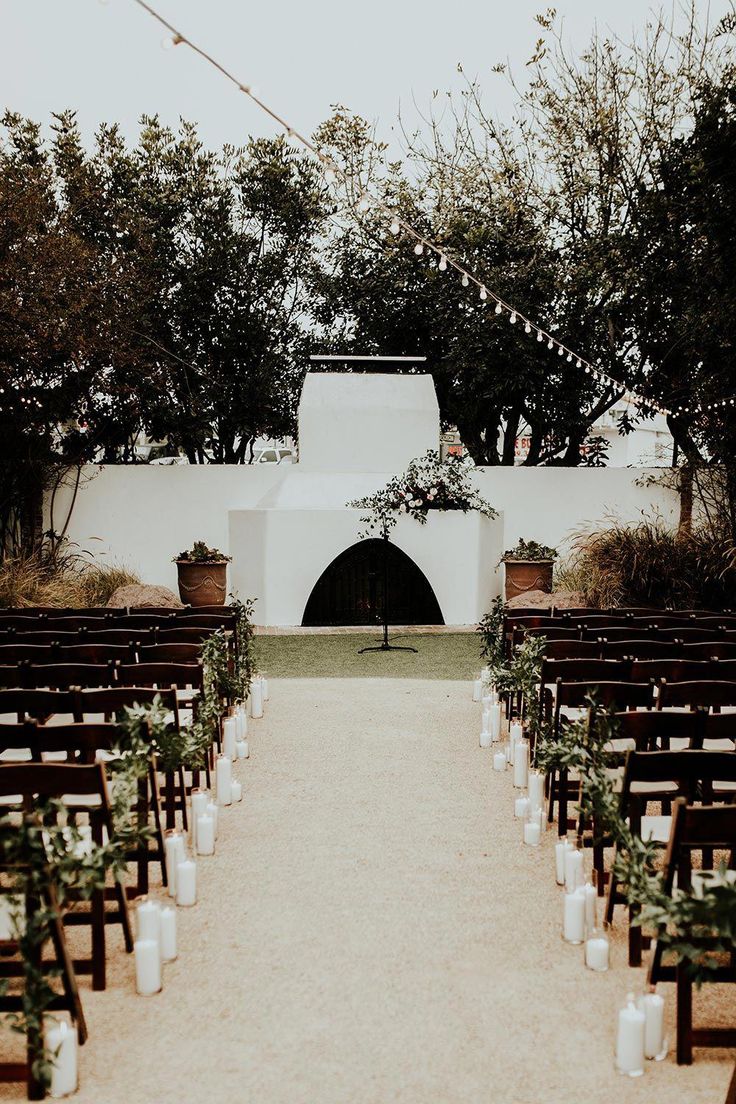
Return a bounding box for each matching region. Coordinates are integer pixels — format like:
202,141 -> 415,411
359,530 -> 418,654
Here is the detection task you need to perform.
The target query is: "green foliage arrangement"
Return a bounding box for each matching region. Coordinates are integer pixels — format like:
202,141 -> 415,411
231,596 -> 257,702
349,450 -> 497,537
477,596 -> 505,670
502,538 -> 558,562
174,541 -> 231,564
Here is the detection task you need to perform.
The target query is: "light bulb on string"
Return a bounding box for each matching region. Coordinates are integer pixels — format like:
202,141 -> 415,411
547,339 -> 554,350
566,353 -> 572,362
389,218 -> 400,235
479,287 -> 488,301
509,312 -> 517,325
576,359 -> 582,368
537,331 -> 544,342
414,243 -> 424,256
494,302 -> 502,315
524,321 -> 531,334
558,346 -> 564,356
438,255 -> 448,272
461,273 -> 469,287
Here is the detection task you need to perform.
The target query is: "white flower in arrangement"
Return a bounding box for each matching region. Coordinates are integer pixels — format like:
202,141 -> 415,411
430,487 -> 438,495
427,492 -> 435,501
398,503 -> 407,513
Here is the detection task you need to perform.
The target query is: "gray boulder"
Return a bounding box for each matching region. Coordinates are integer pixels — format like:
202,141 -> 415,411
107,584 -> 184,609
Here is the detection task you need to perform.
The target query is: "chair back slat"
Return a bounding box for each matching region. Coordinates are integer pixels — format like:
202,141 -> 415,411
556,680 -> 654,710
117,663 -> 203,690
658,680 -> 736,711
601,639 -> 681,660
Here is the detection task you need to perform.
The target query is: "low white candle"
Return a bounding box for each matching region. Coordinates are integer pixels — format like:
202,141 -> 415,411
159,905 -> 177,962
176,859 -> 197,908
206,799 -> 219,839
514,795 -> 530,819
190,789 -> 209,851
216,754 -> 232,806
615,994 -> 645,1076
562,887 -> 586,944
44,1017 -> 78,1098
555,838 -> 573,886
249,679 -> 263,719
523,819 -> 541,846
236,738 -> 249,759
480,728 -> 491,749
493,750 -> 506,772
527,769 -> 545,812
196,813 -> 215,856
585,934 -> 610,971
490,702 -> 502,743
231,779 -> 243,802
472,678 -> 482,702
564,848 -> 583,893
135,898 -> 161,946
222,716 -> 237,762
135,938 -> 161,996
640,989 -> 665,1060
513,739 -> 529,788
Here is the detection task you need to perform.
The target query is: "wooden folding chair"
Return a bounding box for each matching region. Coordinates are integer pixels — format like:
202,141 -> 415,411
683,642 -> 736,661
601,639 -> 682,660
25,663 -> 117,690
0,689 -> 76,726
56,644 -> 136,665
541,639 -> 602,660
659,627 -> 727,644
0,762 -> 134,991
648,799 -> 736,1064
659,680 -> 736,713
588,626 -> 659,642
138,643 -> 202,664
155,626 -> 217,645
0,645 -> 60,665
631,659 -> 714,685
606,750 -> 736,967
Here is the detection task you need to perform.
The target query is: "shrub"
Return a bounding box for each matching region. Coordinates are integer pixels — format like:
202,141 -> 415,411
0,551 -> 140,608
561,519 -> 736,610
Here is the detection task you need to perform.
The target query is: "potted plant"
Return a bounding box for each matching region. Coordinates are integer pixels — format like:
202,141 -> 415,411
501,538 -> 557,600
174,541 -> 231,607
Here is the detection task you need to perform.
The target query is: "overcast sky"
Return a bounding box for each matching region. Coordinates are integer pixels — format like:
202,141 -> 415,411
2,1 -> 729,160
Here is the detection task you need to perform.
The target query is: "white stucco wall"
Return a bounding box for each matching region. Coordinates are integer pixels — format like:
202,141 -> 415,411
47,463 -> 679,625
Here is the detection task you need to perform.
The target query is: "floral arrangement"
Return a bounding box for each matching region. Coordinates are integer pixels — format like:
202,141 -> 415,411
349,450 -> 497,536
502,538 -> 558,562
174,541 -> 231,564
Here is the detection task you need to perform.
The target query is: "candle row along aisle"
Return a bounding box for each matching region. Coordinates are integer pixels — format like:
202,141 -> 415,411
472,673 -> 669,1079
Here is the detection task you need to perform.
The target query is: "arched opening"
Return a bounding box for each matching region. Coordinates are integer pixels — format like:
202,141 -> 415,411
302,539 -> 444,627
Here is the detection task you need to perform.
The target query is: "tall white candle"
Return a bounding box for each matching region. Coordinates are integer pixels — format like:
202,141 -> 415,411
527,769 -> 544,812
584,882 -> 597,932
164,831 -> 183,898
473,678 -> 482,702
216,754 -> 232,806
249,679 -> 263,719
135,898 -> 161,946
261,676 -> 269,701
490,702 -> 502,743
640,989 -> 665,1060
481,708 -> 490,733
134,938 -> 162,996
562,887 -> 586,944
206,799 -> 218,839
44,1017 -> 78,1098
159,905 -> 177,963
615,994 -> 645,1076
493,750 -> 506,772
235,705 -> 247,739
481,693 -> 492,711
231,779 -> 243,802
236,738 -> 248,759
176,859 -> 197,908
513,739 -> 529,788
196,813 -> 215,856
190,789 -> 209,851
555,838 -> 573,885
222,716 -> 237,762
564,848 -> 583,893
508,721 -> 523,764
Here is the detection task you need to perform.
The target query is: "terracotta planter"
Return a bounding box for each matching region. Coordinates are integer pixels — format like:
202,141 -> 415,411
176,560 -> 228,607
504,559 -> 554,601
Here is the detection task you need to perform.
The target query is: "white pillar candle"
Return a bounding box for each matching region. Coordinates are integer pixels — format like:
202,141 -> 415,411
235,706 -> 248,739
231,779 -> 242,802
44,1017 -> 78,1098
216,754 -> 232,806
135,898 -> 161,946
481,708 -> 490,733
222,716 -> 237,762
196,813 -> 215,856
615,994 -> 645,1076
555,838 -> 573,885
640,989 -> 665,1060
490,702 -> 502,743
493,750 -> 506,772
584,882 -> 597,932
481,694 -> 492,711
134,938 -> 162,996
249,679 -> 263,719
523,817 -> 541,846
480,727 -> 491,749
562,887 -> 586,944
206,799 -> 218,839
176,859 -> 197,908
236,738 -> 248,759
585,934 -> 610,971
164,831 -> 183,898
190,788 -> 209,851
508,721 -> 523,764
159,905 -> 177,963
513,739 -> 529,788
564,848 -> 584,893
514,795 -> 530,819
527,769 -> 545,812
472,678 -> 482,702
261,676 -> 269,701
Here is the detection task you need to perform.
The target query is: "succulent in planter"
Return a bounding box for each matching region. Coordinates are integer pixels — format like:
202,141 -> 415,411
174,542 -> 231,606
501,539 -> 557,600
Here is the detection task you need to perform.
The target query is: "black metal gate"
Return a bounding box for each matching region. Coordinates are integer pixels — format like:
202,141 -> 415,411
302,539 -> 444,626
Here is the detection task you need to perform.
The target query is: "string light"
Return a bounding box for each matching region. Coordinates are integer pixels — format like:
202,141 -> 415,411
126,0 -> 732,423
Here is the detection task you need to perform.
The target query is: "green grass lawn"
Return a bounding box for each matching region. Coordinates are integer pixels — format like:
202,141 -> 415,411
255,632 -> 480,680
